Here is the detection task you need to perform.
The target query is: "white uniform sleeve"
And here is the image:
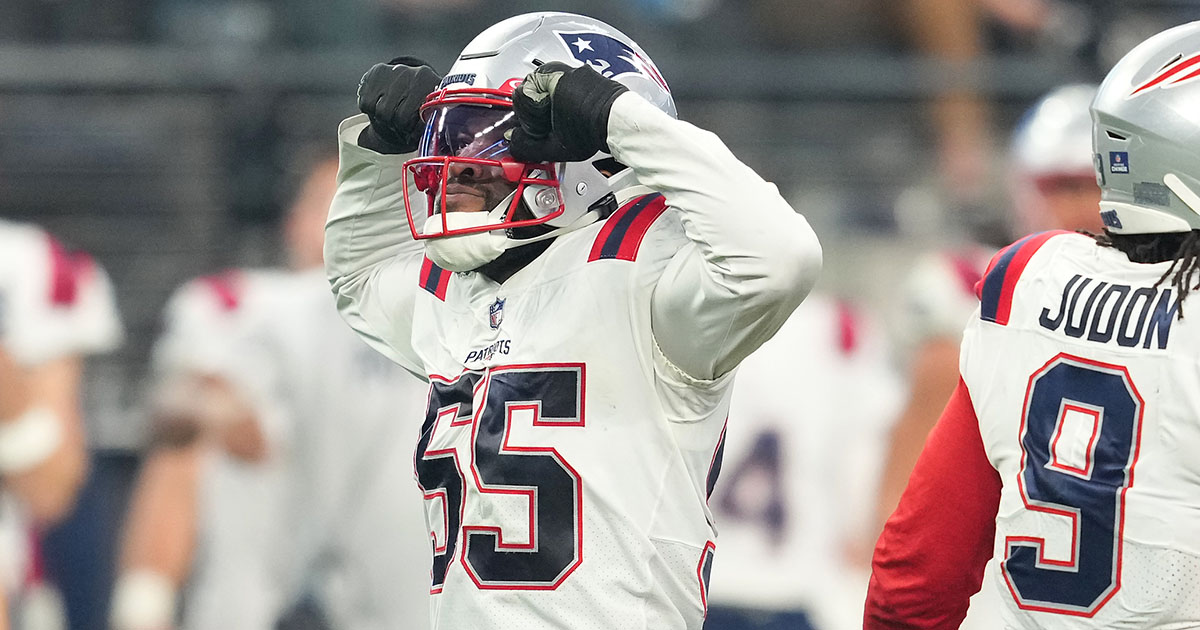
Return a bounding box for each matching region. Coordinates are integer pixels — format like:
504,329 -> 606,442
324,115 -> 428,380
606,93 -> 822,380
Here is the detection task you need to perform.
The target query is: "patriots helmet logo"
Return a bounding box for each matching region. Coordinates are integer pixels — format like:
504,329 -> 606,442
555,31 -> 670,93
1129,52 -> 1200,97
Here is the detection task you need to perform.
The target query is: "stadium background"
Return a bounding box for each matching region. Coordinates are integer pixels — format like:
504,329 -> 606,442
1,0 -> 1196,627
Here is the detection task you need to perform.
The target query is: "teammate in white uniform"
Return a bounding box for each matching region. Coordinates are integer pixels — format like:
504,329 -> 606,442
704,295 -> 904,630
0,220 -> 122,628
866,21 -> 1200,629
112,158 -> 431,630
325,12 -> 821,630
876,83 -> 1104,527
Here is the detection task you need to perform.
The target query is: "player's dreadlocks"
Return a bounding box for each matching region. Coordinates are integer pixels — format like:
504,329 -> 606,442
1094,229 -> 1200,318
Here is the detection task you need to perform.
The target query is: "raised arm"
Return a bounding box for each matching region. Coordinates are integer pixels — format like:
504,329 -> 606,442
325,58 -> 442,379
607,94 -> 821,379
509,63 -> 821,381
865,379 -> 1000,629
324,117 -> 430,379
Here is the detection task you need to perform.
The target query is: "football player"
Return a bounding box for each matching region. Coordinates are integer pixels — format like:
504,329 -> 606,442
703,295 -> 904,630
875,83 -> 1102,530
111,157 -> 431,630
325,11 -> 821,630
0,220 -> 122,626
866,21 -> 1200,628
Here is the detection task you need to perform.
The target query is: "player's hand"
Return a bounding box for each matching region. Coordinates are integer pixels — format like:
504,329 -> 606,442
508,62 -> 628,163
356,56 -> 442,154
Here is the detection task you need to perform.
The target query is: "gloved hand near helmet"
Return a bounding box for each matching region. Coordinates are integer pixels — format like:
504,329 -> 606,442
508,62 -> 629,164
357,56 -> 442,155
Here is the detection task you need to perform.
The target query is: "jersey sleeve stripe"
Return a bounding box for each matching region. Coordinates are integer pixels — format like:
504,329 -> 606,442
947,252 -> 983,296
587,193 -> 667,262
420,256 -> 451,301
705,420 -> 727,501
978,230 -> 1070,325
200,270 -> 243,311
46,235 -> 93,307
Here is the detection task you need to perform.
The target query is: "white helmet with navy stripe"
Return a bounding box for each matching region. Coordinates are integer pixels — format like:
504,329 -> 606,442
1092,21 -> 1200,235
402,12 -> 675,253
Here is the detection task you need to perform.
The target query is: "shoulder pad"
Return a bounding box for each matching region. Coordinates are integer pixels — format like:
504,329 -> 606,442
588,193 -> 668,262
419,257 -> 451,301
977,230 -> 1073,325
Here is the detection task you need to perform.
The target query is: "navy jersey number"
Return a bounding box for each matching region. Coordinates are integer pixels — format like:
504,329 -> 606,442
414,365 -> 584,592
715,430 -> 787,546
1003,354 -> 1143,616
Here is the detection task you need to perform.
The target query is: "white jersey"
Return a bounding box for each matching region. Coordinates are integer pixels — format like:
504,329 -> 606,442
156,270 -> 431,630
898,246 -> 992,348
0,219 -> 121,598
897,244 -> 1011,630
150,269 -> 291,383
962,231 -> 1200,628
326,93 -> 821,629
150,269 -> 292,630
707,294 -> 903,629
0,219 -> 122,367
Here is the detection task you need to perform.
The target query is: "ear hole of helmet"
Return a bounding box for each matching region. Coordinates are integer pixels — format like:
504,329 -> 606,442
591,157 -> 627,178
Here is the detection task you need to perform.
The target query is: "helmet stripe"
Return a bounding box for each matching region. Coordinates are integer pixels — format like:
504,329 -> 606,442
1129,52 -> 1200,96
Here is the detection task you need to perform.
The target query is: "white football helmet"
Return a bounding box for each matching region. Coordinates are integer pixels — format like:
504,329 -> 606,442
1009,83 -> 1100,234
402,12 -> 675,256
1092,21 -> 1200,235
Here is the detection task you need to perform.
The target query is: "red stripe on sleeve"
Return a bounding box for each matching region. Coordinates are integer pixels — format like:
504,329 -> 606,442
201,270 -> 243,311
613,195 -> 668,261
946,252 -> 983,298
865,379 -> 1001,630
419,256 -> 434,283
993,230 -> 1070,325
46,235 -> 94,307
588,202 -> 634,262
836,300 -> 859,356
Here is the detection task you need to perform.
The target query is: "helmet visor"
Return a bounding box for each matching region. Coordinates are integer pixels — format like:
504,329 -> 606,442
401,101 -> 564,240
419,103 -> 517,161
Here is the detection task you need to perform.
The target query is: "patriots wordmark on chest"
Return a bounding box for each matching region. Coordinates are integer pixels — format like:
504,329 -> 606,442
1038,274 -> 1180,349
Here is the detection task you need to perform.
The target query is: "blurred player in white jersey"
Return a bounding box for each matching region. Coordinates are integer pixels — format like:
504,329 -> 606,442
0,221 -> 122,628
326,11 -> 820,630
875,83 -> 1104,528
703,295 -> 903,630
111,157 -> 431,630
867,21 -> 1200,628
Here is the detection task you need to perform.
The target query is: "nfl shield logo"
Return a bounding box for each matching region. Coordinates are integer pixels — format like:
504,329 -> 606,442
489,298 -> 505,329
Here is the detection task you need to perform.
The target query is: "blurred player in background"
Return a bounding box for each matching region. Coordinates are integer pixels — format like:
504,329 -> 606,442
703,295 -> 903,630
110,156 -> 431,630
867,21 -> 1200,627
0,221 -> 122,628
875,82 -> 1103,528
327,11 -> 820,630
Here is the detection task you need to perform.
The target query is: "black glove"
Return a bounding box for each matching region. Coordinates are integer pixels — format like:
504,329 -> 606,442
356,56 -> 442,154
508,62 -> 628,163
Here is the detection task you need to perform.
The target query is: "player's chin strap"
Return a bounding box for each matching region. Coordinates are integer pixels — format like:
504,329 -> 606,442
424,184 -> 646,272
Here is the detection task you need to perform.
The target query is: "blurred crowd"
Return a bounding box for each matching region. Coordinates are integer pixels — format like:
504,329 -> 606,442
1,1 -> 1199,630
